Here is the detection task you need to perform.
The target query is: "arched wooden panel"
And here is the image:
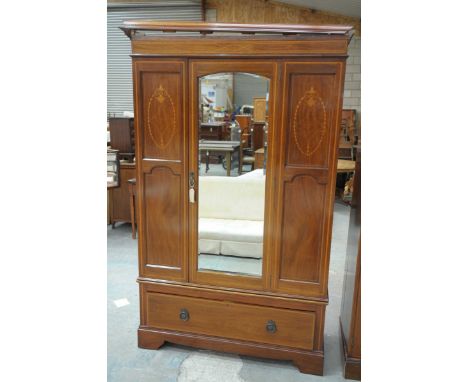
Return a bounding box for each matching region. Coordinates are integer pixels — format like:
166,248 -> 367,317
272,61 -> 344,298
144,166 -> 182,269
279,174 -> 326,283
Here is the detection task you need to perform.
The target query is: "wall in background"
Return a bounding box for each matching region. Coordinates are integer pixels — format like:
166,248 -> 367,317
107,1 -> 203,117
343,36 -> 361,129
234,74 -> 269,111
205,0 -> 360,35
205,0 -> 361,132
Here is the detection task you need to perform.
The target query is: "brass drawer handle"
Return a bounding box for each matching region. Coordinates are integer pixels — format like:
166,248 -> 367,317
179,308 -> 190,321
266,320 -> 277,333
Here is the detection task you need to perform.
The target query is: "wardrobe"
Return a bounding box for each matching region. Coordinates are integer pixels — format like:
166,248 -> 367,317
121,21 -> 353,375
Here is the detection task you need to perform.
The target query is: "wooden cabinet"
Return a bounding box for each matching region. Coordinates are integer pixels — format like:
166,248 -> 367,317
109,162 -> 136,226
199,122 -> 228,141
122,21 -> 352,376
340,146 -> 361,380
109,117 -> 135,160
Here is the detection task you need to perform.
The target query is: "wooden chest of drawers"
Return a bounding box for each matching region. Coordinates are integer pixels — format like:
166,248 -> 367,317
199,122 -> 228,140
109,117 -> 135,157
146,292 -> 315,350
138,282 -> 326,374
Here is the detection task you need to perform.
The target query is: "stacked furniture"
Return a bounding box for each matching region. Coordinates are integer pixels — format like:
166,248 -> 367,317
109,117 -> 135,162
109,162 -> 135,228
122,21 -> 352,375
338,109 -> 357,160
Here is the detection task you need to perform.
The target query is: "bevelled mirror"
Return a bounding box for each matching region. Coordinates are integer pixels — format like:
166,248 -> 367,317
197,72 -> 269,277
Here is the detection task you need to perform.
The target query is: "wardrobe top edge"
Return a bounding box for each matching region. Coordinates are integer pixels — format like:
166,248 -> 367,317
120,21 -> 354,40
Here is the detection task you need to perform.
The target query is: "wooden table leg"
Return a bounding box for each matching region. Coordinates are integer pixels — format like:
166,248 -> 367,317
226,151 -> 231,177
129,192 -> 136,240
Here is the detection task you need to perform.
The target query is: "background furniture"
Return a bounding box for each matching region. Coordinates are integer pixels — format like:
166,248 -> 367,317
254,148 -> 265,170
109,117 -> 135,161
235,115 -> 252,148
251,121 -> 265,151
109,162 -> 136,227
339,109 -> 357,160
337,159 -> 356,174
253,97 -> 267,122
199,121 -> 228,141
107,149 -> 120,188
239,126 -> 255,173
340,146 -> 361,380
199,140 -> 240,176
107,149 -> 120,226
336,109 -> 357,193
128,178 -> 137,239
199,121 -> 229,164
122,21 -> 352,376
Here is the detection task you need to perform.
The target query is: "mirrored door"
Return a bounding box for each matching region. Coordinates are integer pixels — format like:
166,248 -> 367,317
196,72 -> 270,278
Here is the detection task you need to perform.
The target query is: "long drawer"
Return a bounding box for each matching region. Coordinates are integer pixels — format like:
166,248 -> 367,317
145,292 -> 315,350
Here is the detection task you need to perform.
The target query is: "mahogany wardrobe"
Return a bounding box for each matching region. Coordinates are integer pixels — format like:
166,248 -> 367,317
121,21 -> 353,375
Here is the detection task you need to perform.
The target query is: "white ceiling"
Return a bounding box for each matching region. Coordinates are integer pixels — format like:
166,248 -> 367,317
276,0 -> 360,18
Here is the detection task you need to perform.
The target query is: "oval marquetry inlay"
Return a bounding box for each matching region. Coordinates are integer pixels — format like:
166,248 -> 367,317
292,86 -> 327,157
147,84 -> 176,149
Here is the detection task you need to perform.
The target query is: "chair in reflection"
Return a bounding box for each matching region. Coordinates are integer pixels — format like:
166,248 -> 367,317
232,115 -> 253,173
235,115 -> 251,145
239,126 -> 255,173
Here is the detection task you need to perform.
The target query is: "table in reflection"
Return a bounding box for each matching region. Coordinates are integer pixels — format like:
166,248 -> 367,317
199,140 -> 241,176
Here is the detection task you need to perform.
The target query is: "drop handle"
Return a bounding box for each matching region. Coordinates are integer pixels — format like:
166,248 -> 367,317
179,308 -> 190,321
266,320 -> 277,333
189,171 -> 196,204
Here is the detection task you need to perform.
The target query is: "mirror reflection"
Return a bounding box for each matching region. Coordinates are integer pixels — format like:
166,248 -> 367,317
198,72 -> 269,277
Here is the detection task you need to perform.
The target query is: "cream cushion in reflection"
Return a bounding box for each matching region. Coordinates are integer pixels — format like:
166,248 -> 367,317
198,239 -> 221,255
198,176 -> 265,221
198,176 -> 265,259
199,218 -> 263,243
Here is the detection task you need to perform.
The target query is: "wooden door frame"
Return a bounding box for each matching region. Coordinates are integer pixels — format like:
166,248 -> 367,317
188,59 -> 281,291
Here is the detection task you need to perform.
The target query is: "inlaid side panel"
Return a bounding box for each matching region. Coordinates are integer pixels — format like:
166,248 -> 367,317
272,61 -> 345,298
286,71 -> 336,167
144,167 -> 182,268
140,64 -> 184,161
133,59 -> 188,281
280,175 -> 326,283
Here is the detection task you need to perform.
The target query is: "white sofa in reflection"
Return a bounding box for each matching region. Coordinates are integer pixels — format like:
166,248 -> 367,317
198,175 -> 265,259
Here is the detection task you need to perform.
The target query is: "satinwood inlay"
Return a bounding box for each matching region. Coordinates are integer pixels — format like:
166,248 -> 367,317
147,84 -> 176,149
292,86 -> 327,157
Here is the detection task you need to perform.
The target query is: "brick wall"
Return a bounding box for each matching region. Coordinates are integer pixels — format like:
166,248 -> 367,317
343,36 -> 361,131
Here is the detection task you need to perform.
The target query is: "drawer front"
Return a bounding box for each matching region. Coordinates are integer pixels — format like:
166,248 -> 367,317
146,292 -> 315,350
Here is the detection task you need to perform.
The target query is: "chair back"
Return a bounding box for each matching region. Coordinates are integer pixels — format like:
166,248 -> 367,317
339,109 -> 357,159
